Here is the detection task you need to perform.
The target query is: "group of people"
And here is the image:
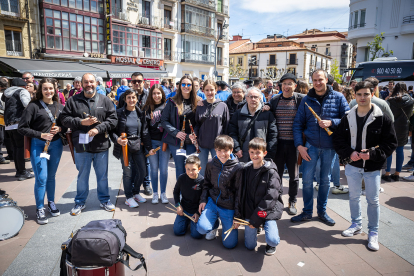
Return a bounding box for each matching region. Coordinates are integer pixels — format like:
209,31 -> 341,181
1,66 -> 410,254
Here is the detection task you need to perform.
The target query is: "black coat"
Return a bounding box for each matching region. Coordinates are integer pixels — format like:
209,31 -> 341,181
235,159 -> 283,228
109,106 -> 152,159
200,155 -> 242,210
333,104 -> 397,172
387,94 -> 414,146
61,92 -> 117,153
225,95 -> 246,120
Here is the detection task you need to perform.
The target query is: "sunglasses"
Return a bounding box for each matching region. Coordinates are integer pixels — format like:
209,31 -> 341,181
22,77 -> 30,80
181,83 -> 192,87
131,80 -> 143,84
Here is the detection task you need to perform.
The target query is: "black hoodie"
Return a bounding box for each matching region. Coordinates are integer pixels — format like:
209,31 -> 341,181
225,95 -> 246,120
235,159 -> 284,228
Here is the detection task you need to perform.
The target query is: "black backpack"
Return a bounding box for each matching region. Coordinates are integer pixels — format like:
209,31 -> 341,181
60,219 -> 146,275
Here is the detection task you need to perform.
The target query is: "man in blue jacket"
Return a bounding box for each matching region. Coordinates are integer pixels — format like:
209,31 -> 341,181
115,79 -> 129,101
292,69 -> 349,226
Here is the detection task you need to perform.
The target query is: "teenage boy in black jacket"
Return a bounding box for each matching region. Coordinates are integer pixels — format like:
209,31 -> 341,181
333,81 -> 397,251
197,135 -> 242,249
234,137 -> 283,255
173,156 -> 204,239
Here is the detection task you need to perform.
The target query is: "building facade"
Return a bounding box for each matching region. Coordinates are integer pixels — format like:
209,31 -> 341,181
348,0 -> 414,64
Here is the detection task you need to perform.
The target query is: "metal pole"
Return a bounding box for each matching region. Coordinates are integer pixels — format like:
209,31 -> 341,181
25,0 -> 33,59
214,29 -> 222,80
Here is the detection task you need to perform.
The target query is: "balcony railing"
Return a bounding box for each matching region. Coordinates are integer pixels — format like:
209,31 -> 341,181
216,4 -> 229,15
267,59 -> 277,66
349,23 -> 366,30
136,14 -> 162,29
164,50 -> 180,62
6,40 -> 23,56
287,59 -> 298,65
309,60 -> 315,66
181,23 -> 215,38
181,52 -> 215,64
403,15 -> 414,24
340,62 -> 347,67
112,9 -> 130,21
217,58 -> 228,66
162,18 -> 180,31
326,52 -> 331,56
182,0 -> 215,10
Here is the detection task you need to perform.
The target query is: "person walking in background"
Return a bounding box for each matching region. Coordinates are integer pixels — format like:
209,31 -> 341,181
26,82 -> 37,99
342,87 -> 355,103
116,79 -> 130,103
68,77 -> 83,98
63,83 -> 72,99
216,81 -> 232,101
263,80 -> 276,101
294,80 -> 309,95
143,84 -> 170,204
382,82 -> 414,182
193,77 -> 206,100
161,79 -> 172,95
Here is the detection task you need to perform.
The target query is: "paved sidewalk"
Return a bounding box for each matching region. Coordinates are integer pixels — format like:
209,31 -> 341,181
1,146 -> 414,275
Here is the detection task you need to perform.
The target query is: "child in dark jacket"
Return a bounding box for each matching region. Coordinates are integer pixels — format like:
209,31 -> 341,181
197,135 -> 242,249
173,156 -> 204,239
234,137 -> 283,255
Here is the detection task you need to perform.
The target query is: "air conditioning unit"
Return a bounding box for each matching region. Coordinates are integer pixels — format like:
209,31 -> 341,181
139,50 -> 145,57
133,49 -> 138,57
141,17 -> 149,25
118,12 -> 128,21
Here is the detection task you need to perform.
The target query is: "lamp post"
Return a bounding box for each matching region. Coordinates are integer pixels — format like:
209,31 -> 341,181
214,20 -> 229,80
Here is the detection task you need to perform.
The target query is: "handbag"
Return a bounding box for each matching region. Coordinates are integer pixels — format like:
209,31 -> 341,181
127,136 -> 141,153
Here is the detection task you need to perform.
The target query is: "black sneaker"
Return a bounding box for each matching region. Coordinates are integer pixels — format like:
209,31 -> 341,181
318,212 -> 336,226
265,244 -> 276,255
0,158 -> 10,164
381,175 -> 391,182
27,167 -> 33,172
144,186 -> 153,196
18,170 -> 34,181
48,201 -> 60,217
36,208 -> 48,225
15,171 -> 22,178
5,155 -> 13,161
391,174 -> 400,181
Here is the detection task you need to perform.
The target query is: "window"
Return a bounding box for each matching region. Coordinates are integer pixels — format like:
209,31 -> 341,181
237,57 -> 243,66
1,0 -> 19,14
164,9 -> 171,27
113,25 -> 162,58
202,44 -> 209,55
44,0 -> 99,12
360,9 -> 366,27
289,53 -> 297,64
349,12 -> 353,28
269,54 -> 276,65
364,47 -> 369,61
43,9 -> 104,52
217,0 -> 222,13
217,47 -> 223,64
354,11 -> 358,28
5,29 -> 22,55
325,47 -> 330,55
164,38 -> 171,59
251,55 -> 257,65
184,5 -> 215,31
217,23 -> 223,36
142,1 -> 150,18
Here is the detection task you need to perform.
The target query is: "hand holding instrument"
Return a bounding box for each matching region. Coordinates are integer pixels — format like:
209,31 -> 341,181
188,120 -> 201,154
145,146 -> 160,157
305,102 -> 333,136
121,133 -> 129,167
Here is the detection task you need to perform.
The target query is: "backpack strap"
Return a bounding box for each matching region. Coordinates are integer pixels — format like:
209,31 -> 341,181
120,243 -> 147,272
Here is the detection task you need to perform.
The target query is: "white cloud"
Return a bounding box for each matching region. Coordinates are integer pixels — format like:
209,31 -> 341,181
237,0 -> 349,13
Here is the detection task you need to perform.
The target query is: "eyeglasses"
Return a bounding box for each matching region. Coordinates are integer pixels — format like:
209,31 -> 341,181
131,80 -> 143,84
181,83 -> 192,87
247,95 -> 260,100
22,77 -> 30,80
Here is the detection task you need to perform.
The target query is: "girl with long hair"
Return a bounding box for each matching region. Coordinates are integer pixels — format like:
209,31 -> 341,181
143,84 -> 170,204
341,87 -> 355,103
18,78 -> 67,225
161,75 -> 201,178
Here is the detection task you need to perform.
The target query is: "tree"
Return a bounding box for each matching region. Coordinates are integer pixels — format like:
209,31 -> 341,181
260,67 -> 286,82
367,32 -> 394,61
330,59 -> 342,83
229,63 -> 248,80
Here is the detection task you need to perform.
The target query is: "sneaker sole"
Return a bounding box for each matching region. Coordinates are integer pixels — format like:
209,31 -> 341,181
125,202 -> 139,208
37,219 -> 48,225
152,200 -> 159,204
332,190 -> 349,194
287,209 -> 297,216
367,244 -> 379,251
291,217 -> 312,223
341,228 -> 362,237
48,207 -> 60,217
265,250 -> 276,256
318,217 -> 335,226
71,206 -> 86,216
100,205 -> 115,212
161,200 -> 169,204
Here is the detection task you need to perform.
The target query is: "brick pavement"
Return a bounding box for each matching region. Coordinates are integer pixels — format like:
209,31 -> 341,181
1,147 -> 414,275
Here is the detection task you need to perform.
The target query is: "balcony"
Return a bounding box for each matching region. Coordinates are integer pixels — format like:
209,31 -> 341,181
348,23 -> 366,30
340,62 -> 347,67
216,4 -> 229,15
219,30 -> 230,41
402,15 -> 414,34
287,59 -> 298,65
162,18 -> 180,32
181,23 -> 215,38
341,50 -> 348,57
112,9 -> 130,21
267,59 -> 277,66
181,0 -> 216,11
136,14 -> 162,29
403,15 -> 414,24
217,58 -> 228,66
6,40 -> 23,56
326,52 -> 331,56
181,52 -> 215,64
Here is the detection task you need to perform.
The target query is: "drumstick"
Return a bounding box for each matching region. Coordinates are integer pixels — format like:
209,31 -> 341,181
234,217 -> 250,225
165,206 -> 196,223
145,146 -> 161,157
224,226 -> 234,241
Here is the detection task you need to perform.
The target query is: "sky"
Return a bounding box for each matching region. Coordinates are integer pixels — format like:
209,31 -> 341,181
229,0 -> 351,42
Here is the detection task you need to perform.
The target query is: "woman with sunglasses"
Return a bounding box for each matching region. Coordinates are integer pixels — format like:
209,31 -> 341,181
161,76 -> 202,178
191,79 -> 229,176
143,84 -> 170,204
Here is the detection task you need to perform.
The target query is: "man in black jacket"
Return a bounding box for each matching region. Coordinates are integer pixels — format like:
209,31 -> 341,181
61,73 -> 118,216
333,81 -> 397,251
228,87 -> 277,162
268,73 -> 304,215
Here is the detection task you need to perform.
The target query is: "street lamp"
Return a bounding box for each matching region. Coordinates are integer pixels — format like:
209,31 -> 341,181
248,56 -> 256,79
214,20 -> 229,79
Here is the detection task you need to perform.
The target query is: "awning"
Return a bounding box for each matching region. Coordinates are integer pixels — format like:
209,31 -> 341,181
40,53 -> 111,63
85,63 -> 168,79
0,57 -> 108,79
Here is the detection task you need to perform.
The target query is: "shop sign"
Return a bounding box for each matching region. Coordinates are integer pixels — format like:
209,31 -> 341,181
33,72 -> 73,78
112,56 -> 163,67
127,0 -> 138,12
106,0 -> 111,45
89,53 -> 106,58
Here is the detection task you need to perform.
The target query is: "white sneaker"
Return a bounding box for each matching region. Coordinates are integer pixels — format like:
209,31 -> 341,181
205,229 -> 217,240
332,185 -> 349,194
315,184 -> 319,191
133,193 -> 146,203
152,193 -> 159,204
125,197 -> 139,208
361,189 -> 366,196
368,231 -> 379,251
161,193 -> 169,204
342,223 -> 362,237
379,187 -> 384,193
403,175 -> 414,182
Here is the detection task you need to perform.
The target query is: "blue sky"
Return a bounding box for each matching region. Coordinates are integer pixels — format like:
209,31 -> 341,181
229,0 -> 350,42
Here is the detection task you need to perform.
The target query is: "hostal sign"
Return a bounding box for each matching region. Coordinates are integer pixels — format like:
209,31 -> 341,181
112,56 -> 163,67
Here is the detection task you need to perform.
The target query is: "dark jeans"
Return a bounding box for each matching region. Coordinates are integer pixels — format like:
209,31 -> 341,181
7,129 -> 25,173
273,140 -> 299,203
121,150 -> 146,199
4,129 -> 14,158
0,127 -> 4,159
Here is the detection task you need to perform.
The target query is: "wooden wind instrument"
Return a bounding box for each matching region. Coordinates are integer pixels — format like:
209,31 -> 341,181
305,102 -> 333,136
180,115 -> 186,149
121,133 -> 129,167
145,146 -> 160,157
188,120 -> 201,154
43,122 -> 56,154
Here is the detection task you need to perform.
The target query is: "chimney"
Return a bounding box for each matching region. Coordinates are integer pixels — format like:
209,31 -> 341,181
300,42 -> 305,48
311,46 -> 316,52
274,34 -> 277,41
253,43 -> 257,50
231,35 -> 243,41
313,29 -> 316,34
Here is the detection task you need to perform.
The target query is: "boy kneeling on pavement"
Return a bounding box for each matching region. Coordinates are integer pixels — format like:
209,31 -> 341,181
234,137 -> 283,255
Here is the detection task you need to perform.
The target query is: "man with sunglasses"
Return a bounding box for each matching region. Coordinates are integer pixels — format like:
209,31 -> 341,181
22,72 -> 37,85
117,73 -> 148,110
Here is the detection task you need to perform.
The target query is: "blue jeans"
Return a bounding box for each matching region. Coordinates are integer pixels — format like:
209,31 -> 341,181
386,146 -> 404,173
345,165 -> 380,232
31,138 -> 63,209
148,140 -> 170,194
315,154 -> 340,187
244,220 -> 280,250
199,147 -> 216,176
301,142 -> 336,215
169,143 -> 196,179
121,150 -> 146,199
74,150 -> 110,205
173,210 -> 203,239
197,198 -> 235,249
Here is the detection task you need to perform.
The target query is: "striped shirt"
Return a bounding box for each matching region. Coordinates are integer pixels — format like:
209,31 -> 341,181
275,96 -> 297,141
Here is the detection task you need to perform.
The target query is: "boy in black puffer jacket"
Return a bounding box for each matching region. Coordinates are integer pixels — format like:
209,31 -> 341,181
234,137 -> 283,255
197,135 -> 242,249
